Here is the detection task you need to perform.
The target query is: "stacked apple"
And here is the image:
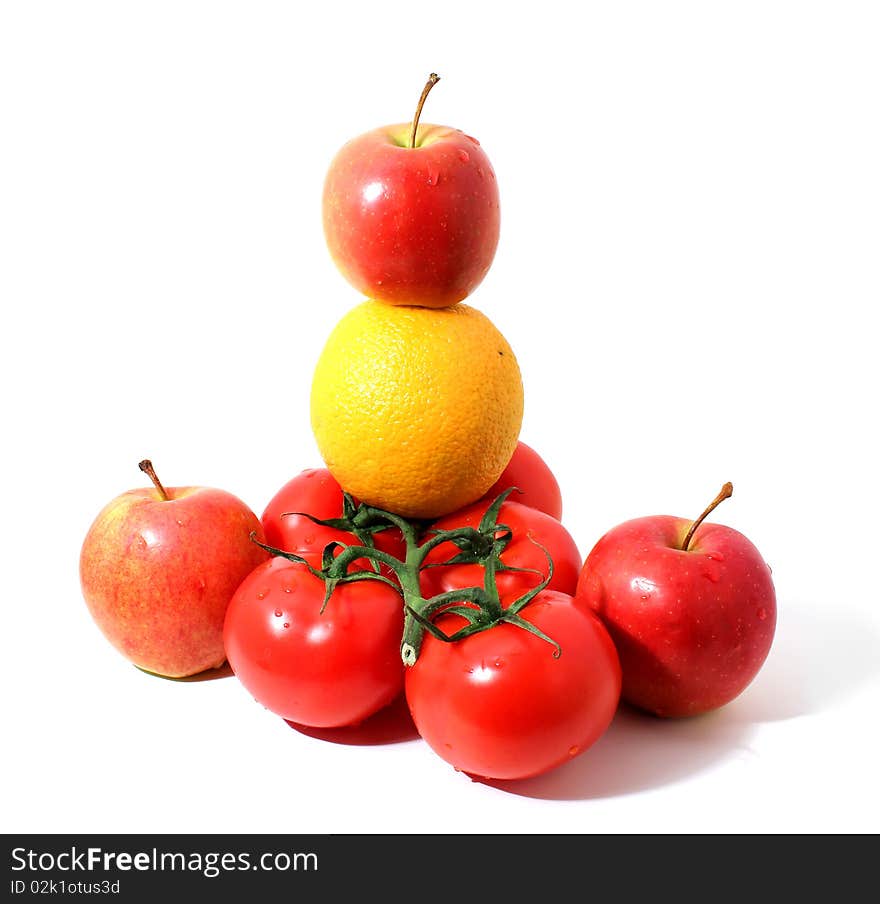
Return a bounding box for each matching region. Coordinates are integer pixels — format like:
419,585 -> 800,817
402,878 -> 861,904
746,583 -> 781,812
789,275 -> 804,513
321,73 -> 499,309
79,75 -> 776,784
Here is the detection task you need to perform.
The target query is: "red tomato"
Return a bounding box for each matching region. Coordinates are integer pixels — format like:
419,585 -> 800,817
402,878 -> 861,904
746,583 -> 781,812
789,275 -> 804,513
262,468 -> 406,567
223,557 -> 405,728
404,590 -> 621,780
483,441 -> 563,520
420,498 -> 582,603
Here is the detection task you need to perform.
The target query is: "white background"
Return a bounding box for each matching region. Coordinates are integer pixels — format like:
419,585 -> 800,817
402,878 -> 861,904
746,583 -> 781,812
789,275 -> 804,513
2,1 -> 878,834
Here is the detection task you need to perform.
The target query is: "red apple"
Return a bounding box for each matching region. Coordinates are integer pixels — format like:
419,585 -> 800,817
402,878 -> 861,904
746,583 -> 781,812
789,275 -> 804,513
322,73 -> 500,308
575,483 -> 776,717
79,460 -> 270,678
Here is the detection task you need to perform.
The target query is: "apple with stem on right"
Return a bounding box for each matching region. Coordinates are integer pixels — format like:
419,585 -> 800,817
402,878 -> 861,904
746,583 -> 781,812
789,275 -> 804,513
575,482 -> 776,718
322,73 -> 500,308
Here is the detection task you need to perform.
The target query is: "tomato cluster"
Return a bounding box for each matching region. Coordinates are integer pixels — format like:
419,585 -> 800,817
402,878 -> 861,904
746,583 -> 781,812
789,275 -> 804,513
223,444 -> 622,782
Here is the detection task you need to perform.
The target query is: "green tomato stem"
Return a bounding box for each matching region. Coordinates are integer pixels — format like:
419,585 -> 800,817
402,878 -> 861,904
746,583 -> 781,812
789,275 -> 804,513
273,491 -> 562,667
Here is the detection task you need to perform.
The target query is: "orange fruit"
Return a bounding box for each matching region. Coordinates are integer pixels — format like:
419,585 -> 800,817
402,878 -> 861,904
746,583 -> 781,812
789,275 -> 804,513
310,300 -> 523,519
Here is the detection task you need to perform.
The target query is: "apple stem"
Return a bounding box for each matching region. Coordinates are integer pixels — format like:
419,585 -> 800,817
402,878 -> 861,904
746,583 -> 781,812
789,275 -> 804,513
681,482 -> 733,552
138,459 -> 169,501
409,72 -> 440,149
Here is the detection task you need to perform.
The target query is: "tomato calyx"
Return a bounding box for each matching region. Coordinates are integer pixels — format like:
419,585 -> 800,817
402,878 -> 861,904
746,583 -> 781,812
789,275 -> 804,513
421,487 -> 546,584
249,532 -> 403,613
279,492 -> 404,569
403,540 -> 561,664
250,489 -> 562,665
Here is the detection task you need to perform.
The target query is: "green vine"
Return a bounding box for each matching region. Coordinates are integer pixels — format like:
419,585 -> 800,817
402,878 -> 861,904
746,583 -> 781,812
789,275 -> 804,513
251,487 -> 561,666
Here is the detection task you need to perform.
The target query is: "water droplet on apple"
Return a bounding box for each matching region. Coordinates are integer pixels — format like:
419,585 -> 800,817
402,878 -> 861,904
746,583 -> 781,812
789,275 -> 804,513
256,589 -> 269,599
283,622 -> 290,629
476,167 -> 485,179
457,148 -> 470,163
702,570 -> 720,583
568,745 -> 580,757
757,607 -> 768,621
640,595 -> 648,601
706,552 -> 724,562
465,134 -> 481,146
426,166 -> 440,186
493,657 -> 504,668
274,609 -> 283,617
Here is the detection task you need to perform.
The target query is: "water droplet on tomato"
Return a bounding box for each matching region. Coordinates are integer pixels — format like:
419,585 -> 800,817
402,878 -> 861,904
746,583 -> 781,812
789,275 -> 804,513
303,535 -> 315,545
283,622 -> 290,629
568,745 -> 580,757
256,589 -> 270,599
274,609 -> 283,618
757,607 -> 768,621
